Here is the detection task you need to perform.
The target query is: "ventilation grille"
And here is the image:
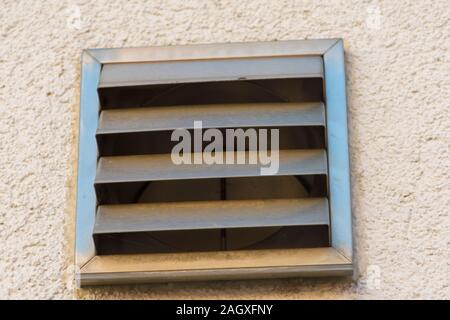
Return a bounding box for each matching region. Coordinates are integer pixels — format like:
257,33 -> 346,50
94,72 -> 331,254
76,40 -> 353,285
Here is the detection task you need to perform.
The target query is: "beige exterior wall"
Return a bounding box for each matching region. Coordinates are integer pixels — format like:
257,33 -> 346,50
0,0 -> 448,299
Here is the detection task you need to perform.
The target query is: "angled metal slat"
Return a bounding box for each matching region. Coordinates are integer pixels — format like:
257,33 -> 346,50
99,56 -> 323,88
80,247 -> 352,285
97,102 -> 325,135
95,149 -> 328,184
94,198 -> 329,234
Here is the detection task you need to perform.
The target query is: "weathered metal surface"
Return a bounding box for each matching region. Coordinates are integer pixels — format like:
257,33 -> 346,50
95,149 -> 328,184
94,198 -> 329,234
80,247 -> 352,285
99,56 -> 323,87
97,102 -> 325,134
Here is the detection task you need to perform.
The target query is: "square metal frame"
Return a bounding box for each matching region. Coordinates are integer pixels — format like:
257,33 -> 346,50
75,39 -> 352,285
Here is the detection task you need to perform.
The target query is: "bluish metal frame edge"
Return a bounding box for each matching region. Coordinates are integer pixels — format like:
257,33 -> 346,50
75,52 -> 101,268
324,40 -> 353,260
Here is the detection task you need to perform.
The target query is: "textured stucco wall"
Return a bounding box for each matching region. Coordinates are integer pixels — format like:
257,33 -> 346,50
0,0 -> 448,299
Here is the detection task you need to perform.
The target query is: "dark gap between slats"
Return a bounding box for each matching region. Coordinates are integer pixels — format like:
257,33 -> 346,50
97,126 -> 325,156
94,225 -> 330,255
98,78 -> 323,110
95,175 -> 327,205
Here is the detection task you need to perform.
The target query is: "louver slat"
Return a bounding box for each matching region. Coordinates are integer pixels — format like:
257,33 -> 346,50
94,198 -> 329,234
97,102 -> 325,134
95,149 -> 328,184
80,247 -> 352,285
98,56 -> 324,88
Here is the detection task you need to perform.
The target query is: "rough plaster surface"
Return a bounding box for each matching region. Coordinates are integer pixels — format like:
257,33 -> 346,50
0,0 -> 449,299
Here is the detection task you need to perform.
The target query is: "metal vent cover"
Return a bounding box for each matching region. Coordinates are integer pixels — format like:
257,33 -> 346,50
76,39 -> 352,286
